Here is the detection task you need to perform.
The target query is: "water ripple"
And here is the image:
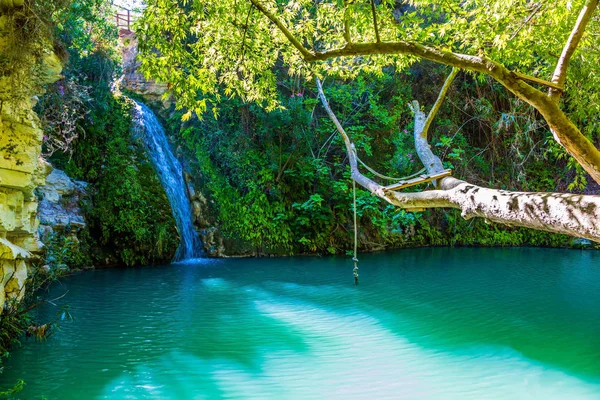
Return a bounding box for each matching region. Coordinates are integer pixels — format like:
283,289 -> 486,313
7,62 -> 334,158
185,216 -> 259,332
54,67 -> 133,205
2,248 -> 600,399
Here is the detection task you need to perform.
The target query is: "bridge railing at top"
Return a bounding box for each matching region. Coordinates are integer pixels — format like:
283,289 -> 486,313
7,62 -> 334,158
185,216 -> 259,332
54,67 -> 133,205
115,5 -> 141,35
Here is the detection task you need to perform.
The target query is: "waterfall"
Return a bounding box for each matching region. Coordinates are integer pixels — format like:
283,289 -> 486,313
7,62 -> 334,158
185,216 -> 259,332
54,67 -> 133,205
132,100 -> 204,261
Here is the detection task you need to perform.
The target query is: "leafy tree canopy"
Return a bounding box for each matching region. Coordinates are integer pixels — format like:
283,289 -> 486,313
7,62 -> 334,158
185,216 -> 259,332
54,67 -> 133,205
136,0 -> 599,132
135,0 -> 600,243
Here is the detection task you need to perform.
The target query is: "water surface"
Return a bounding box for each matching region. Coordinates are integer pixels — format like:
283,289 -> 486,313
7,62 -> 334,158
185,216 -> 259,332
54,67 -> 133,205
2,248 -> 600,399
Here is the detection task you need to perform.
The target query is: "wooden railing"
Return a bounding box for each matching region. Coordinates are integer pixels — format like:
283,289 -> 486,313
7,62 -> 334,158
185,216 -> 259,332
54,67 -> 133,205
115,6 -> 139,35
116,9 -> 132,33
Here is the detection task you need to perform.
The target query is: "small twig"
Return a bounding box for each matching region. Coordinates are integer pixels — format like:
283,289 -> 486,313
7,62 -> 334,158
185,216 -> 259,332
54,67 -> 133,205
239,4 -> 255,65
510,3 -> 544,40
513,71 -> 563,90
15,291 -> 69,317
516,139 -> 544,168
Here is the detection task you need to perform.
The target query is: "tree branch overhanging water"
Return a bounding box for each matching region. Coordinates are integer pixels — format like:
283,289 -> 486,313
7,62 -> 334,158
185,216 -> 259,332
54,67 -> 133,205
316,73 -> 600,242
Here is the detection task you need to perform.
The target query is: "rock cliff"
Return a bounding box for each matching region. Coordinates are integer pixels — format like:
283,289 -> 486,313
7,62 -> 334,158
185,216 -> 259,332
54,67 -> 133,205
0,16 -> 62,312
37,168 -> 87,241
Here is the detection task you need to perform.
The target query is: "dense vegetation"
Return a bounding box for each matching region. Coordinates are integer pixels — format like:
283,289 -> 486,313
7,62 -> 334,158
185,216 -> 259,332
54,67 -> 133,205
51,91 -> 178,267
20,0 -> 599,263
37,4 -> 178,267
1,0 -> 599,395
1,1 -> 596,286
137,0 -> 600,242
161,64 -> 581,256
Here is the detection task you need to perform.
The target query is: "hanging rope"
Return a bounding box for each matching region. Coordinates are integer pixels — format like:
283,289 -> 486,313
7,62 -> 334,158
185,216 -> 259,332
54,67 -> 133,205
352,179 -> 359,285
356,154 -> 427,182
349,144 -> 433,285
351,149 -> 423,285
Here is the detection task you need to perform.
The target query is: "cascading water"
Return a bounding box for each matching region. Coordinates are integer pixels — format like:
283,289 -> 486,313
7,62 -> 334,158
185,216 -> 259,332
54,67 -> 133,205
132,100 -> 203,261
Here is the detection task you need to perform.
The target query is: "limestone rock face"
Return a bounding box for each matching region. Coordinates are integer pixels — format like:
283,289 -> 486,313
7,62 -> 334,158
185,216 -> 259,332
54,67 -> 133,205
0,35 -> 62,313
120,31 -> 170,106
38,169 -> 76,203
0,106 -> 48,313
37,168 -> 87,240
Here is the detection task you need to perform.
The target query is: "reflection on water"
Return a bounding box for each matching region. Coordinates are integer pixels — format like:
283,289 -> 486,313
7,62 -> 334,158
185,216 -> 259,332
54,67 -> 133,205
2,248 -> 600,399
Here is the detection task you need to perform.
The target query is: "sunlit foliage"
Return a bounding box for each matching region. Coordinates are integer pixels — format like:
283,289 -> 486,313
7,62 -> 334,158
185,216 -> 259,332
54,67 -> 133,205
137,0 -> 599,135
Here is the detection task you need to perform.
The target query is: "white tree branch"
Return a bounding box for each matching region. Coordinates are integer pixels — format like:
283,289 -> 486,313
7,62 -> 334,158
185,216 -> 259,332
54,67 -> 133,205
316,75 -> 600,242
409,68 -> 459,176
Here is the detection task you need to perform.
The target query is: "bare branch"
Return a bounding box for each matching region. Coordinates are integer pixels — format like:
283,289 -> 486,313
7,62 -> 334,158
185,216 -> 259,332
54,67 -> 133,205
422,67 -> 459,144
316,78 -> 381,194
249,0 -> 312,59
549,0 -> 599,102
316,77 -> 600,242
429,178 -> 600,242
370,0 -> 380,43
324,74 -> 600,245
316,77 -> 453,208
320,82 -> 600,241
409,99 -> 445,175
343,0 -> 351,43
510,2 -> 544,40
407,68 -> 458,186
